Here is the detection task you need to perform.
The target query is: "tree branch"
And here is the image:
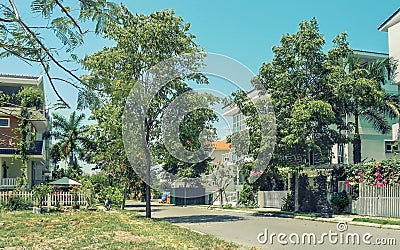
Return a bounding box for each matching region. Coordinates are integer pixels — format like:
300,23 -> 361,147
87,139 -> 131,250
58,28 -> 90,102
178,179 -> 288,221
54,0 -> 87,35
39,59 -> 71,109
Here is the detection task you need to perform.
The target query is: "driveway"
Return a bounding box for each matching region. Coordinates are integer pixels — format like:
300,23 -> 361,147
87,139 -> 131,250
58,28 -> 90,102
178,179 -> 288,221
125,201 -> 399,250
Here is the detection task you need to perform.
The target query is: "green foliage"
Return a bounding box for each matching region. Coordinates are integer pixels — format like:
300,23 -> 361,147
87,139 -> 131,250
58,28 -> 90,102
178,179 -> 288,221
237,182 -> 257,207
99,186 -> 124,207
331,191 -> 349,213
281,172 -> 329,212
79,7 -> 215,209
346,157 -> 400,188
10,87 -> 45,188
0,0 -> 119,106
32,183 -> 54,207
51,111 -> 87,178
0,195 -> 32,211
281,193 -> 295,211
257,18 -> 339,166
15,87 -> 44,109
334,56 -> 400,163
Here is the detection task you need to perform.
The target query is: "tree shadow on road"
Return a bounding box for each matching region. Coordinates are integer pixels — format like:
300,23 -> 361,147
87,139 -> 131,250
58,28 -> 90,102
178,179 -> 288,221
157,215 -> 245,224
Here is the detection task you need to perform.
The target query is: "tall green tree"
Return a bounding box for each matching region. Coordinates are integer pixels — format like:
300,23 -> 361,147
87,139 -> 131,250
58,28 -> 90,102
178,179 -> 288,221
80,7 -> 216,217
258,19 -> 339,168
51,111 -> 87,178
248,19 -> 347,211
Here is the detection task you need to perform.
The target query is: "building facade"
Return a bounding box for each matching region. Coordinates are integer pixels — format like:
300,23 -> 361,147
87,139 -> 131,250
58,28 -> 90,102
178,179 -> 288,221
0,74 -> 50,189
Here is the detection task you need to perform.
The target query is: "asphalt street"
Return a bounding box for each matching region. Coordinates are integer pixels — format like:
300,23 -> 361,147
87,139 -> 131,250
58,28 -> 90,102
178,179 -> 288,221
125,201 -> 400,250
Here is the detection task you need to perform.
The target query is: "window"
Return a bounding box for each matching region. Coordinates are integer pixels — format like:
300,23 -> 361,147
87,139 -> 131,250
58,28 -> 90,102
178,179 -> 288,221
385,141 -> 399,153
0,118 -> 10,128
338,144 -> 345,164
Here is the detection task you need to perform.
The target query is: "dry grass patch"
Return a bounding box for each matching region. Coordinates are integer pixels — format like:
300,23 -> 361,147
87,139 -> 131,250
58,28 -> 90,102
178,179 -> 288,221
0,210 -> 239,249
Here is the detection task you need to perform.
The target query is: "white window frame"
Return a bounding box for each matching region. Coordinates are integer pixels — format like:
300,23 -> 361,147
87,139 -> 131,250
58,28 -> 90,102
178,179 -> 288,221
0,118 -> 10,128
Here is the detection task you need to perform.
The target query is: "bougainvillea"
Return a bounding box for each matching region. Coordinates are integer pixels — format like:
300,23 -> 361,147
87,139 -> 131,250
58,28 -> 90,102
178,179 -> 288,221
346,157 -> 400,187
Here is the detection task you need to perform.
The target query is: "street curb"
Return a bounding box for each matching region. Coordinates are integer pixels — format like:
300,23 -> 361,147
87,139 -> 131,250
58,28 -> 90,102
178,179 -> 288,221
195,205 -> 400,230
175,224 -> 207,235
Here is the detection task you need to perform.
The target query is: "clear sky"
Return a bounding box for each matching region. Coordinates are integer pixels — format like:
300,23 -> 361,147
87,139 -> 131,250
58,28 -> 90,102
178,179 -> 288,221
0,1 -> 399,109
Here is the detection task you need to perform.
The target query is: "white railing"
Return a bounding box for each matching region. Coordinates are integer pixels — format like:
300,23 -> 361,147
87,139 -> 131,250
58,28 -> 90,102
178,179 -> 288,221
1,178 -> 17,186
0,191 -> 87,207
258,190 -> 290,209
356,184 -> 400,218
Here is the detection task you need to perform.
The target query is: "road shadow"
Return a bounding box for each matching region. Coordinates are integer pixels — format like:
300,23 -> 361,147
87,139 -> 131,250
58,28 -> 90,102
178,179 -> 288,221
157,214 -> 245,224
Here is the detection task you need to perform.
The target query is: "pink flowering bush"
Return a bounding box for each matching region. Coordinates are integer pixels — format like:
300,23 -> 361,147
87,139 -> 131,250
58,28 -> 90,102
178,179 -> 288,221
346,157 -> 400,188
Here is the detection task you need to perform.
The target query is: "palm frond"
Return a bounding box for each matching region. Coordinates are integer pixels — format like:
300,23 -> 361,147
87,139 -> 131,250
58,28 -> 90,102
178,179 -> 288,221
361,108 -> 391,134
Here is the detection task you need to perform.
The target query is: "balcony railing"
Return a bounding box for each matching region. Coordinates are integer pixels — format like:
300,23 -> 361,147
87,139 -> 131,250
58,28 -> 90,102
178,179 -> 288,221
1,178 -> 17,186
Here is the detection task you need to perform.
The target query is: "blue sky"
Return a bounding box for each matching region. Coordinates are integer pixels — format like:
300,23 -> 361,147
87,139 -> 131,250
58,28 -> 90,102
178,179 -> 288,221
0,1 -> 399,112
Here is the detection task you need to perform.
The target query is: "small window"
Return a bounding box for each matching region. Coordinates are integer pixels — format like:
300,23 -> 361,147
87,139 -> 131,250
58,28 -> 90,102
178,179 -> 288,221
385,141 -> 399,153
0,118 -> 10,128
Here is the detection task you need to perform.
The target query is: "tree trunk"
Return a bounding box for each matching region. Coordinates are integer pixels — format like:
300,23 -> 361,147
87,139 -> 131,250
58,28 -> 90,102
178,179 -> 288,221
294,172 -> 299,212
144,125 -> 152,218
121,183 -> 128,210
219,188 -> 223,208
353,113 -> 361,164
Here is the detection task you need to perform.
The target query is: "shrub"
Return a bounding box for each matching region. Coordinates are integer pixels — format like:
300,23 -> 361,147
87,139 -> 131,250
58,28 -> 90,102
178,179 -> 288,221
281,193 -> 294,211
331,190 -> 349,213
32,183 -> 54,207
238,182 -> 257,207
99,186 -> 124,207
1,195 -> 32,211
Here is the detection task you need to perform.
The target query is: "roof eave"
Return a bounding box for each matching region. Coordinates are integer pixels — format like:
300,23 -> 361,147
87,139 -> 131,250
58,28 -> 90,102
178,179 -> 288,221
378,8 -> 400,32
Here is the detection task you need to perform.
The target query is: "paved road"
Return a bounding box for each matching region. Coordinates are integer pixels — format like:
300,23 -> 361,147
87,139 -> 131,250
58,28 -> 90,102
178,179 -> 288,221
125,201 -> 399,250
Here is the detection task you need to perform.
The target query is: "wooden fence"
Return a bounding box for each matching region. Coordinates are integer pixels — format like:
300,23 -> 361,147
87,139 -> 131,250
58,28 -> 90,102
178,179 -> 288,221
0,191 -> 87,207
355,184 -> 400,217
258,191 -> 290,208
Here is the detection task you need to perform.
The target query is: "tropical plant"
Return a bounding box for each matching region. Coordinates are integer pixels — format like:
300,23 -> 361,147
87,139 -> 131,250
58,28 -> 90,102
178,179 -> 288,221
51,111 -> 87,178
334,56 -> 400,163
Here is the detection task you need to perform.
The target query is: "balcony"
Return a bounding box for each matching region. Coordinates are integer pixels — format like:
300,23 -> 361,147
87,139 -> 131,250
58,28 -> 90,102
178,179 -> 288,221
1,178 -> 17,187
0,140 -> 44,157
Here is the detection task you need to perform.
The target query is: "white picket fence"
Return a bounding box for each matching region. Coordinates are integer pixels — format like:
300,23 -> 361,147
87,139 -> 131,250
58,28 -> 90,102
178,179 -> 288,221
356,184 -> 400,217
0,191 -> 87,207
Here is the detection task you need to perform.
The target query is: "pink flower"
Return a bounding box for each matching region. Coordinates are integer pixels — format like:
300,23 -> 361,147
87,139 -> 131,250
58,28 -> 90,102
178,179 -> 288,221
376,183 -> 385,187
345,181 -> 351,187
250,171 -> 261,177
358,173 -> 365,177
359,178 -> 365,183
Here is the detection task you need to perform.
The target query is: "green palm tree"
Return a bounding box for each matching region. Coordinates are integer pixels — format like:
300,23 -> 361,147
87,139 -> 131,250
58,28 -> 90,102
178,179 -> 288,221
338,56 -> 399,163
51,111 -> 87,176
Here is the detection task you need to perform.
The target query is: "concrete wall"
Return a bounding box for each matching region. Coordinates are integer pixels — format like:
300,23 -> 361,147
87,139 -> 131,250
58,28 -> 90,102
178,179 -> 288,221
210,150 -> 230,164
388,21 -> 400,84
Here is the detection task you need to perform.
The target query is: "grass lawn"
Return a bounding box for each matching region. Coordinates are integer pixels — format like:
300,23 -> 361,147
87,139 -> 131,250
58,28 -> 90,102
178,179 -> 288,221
0,210 -> 239,249
353,217 -> 400,226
